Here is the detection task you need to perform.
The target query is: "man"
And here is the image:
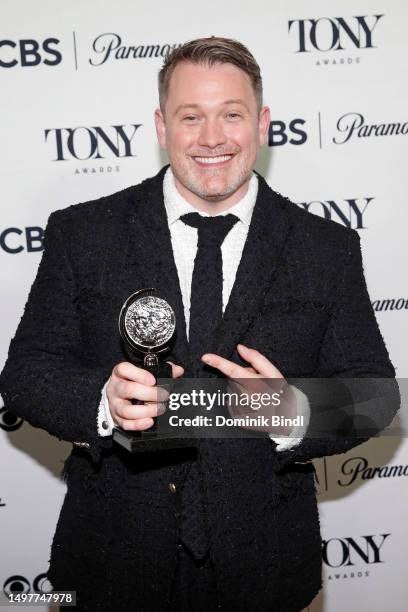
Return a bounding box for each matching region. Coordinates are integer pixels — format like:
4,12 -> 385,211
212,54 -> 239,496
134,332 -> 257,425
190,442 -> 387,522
0,37 -> 398,611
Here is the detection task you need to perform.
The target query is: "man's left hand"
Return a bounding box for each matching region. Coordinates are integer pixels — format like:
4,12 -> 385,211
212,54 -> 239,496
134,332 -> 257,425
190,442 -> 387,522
201,344 -> 297,435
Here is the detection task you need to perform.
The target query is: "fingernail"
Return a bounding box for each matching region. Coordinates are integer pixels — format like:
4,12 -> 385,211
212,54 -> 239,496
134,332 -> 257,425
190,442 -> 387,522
201,354 -> 212,364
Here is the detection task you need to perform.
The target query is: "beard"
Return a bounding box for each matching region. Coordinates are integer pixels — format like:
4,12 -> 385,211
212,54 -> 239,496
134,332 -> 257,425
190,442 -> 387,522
172,153 -> 253,203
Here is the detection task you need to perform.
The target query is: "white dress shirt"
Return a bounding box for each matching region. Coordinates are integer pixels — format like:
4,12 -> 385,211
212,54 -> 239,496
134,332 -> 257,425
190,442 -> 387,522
97,167 -> 310,450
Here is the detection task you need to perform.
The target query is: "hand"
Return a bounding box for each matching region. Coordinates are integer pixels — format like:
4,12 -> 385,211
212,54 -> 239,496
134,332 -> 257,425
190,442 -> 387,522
106,361 -> 184,431
201,344 -> 296,435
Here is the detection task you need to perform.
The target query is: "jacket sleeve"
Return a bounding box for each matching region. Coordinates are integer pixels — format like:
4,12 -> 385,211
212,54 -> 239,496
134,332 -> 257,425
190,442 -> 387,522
0,210 -> 114,464
272,228 -> 400,472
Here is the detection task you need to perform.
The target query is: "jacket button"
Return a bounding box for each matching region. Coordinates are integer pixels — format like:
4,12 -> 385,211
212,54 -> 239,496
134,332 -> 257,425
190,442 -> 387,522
168,483 -> 177,493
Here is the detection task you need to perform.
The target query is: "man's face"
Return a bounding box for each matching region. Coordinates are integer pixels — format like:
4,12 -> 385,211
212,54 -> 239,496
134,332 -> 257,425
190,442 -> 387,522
155,61 -> 270,209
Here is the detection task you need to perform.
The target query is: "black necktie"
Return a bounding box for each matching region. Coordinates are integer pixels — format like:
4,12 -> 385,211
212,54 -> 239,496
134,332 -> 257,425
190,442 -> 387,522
178,212 -> 239,560
180,212 -> 239,372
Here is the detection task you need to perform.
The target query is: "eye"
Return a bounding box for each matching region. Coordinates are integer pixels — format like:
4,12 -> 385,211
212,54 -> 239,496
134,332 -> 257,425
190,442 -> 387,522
183,115 -> 198,122
226,112 -> 242,119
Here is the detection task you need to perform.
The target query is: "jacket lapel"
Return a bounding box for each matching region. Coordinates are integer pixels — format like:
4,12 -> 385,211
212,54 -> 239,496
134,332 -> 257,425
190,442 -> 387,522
213,173 -> 293,362
125,165 -> 190,368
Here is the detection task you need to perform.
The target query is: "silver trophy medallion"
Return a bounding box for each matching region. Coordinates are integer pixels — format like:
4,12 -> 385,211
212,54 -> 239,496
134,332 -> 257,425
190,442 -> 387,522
119,288 -> 176,367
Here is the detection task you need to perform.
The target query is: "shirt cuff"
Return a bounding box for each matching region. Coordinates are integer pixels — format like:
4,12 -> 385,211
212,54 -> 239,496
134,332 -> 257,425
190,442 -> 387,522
269,385 -> 310,451
97,379 -> 116,436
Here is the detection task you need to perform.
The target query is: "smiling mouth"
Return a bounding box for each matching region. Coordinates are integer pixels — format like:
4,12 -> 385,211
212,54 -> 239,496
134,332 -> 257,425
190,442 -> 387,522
192,154 -> 235,166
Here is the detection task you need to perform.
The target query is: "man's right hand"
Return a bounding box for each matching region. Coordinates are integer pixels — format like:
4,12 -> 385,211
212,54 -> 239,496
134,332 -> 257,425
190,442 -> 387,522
106,361 -> 184,431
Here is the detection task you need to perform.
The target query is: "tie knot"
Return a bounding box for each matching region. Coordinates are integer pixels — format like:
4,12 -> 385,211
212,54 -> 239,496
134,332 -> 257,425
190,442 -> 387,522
180,212 -> 239,247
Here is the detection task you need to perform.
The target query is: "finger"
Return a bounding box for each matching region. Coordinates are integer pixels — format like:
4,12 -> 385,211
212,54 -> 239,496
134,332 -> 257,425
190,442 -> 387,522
236,344 -> 284,378
119,381 -> 169,403
113,362 -> 155,385
119,402 -> 166,420
166,361 -> 184,379
201,353 -> 252,379
116,417 -> 155,431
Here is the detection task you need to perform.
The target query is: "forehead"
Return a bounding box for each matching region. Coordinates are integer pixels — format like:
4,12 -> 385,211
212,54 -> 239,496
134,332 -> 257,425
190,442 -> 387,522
165,61 -> 256,110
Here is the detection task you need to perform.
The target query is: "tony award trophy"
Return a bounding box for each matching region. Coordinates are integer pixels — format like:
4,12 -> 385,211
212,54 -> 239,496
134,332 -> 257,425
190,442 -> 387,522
112,287 -> 187,452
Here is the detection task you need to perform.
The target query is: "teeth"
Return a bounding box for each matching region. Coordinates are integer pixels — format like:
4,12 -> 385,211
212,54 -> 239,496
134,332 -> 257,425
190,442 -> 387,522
194,155 -> 233,164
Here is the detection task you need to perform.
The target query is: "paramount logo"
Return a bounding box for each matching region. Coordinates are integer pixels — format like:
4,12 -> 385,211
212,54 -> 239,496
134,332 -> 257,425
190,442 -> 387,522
338,456 -> 408,486
372,297 -> 408,312
333,112 -> 408,144
89,33 -> 182,66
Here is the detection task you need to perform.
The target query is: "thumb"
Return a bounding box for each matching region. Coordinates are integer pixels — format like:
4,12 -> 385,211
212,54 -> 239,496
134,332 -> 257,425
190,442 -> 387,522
166,361 -> 184,379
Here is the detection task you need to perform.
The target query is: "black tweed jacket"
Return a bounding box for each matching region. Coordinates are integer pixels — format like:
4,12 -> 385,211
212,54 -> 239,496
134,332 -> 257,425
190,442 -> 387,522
0,165 -> 399,611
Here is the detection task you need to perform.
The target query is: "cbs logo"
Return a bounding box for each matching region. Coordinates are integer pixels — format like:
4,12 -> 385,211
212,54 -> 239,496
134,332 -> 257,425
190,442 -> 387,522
0,226 -> 44,254
0,396 -> 23,432
268,119 -> 307,146
3,573 -> 53,596
0,38 -> 62,68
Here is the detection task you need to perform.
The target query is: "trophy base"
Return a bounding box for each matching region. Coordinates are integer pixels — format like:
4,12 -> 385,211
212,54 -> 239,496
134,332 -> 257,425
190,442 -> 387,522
112,428 -> 195,453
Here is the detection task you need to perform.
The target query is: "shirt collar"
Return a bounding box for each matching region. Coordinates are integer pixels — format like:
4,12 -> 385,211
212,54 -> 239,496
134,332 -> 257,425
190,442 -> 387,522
163,165 -> 258,227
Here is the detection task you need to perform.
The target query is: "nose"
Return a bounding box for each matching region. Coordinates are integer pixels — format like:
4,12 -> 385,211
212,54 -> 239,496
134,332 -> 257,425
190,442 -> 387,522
197,118 -> 227,149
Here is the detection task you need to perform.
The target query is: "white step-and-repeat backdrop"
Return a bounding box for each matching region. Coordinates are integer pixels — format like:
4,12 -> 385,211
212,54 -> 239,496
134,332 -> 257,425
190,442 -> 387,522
1,1 -> 407,610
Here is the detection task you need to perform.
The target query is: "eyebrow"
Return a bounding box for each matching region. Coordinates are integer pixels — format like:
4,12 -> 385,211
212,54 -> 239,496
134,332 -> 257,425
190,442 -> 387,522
174,99 -> 250,114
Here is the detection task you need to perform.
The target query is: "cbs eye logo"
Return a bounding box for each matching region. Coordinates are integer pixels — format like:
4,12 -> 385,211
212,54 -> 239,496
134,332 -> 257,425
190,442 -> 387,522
0,398 -> 23,432
3,573 -> 53,596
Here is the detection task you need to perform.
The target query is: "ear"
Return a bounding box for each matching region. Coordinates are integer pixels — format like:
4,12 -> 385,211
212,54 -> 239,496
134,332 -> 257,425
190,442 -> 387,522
258,106 -> 271,147
154,108 -> 167,149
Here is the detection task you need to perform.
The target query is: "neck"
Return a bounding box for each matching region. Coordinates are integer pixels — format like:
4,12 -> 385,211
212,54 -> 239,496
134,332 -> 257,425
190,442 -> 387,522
173,174 -> 251,215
